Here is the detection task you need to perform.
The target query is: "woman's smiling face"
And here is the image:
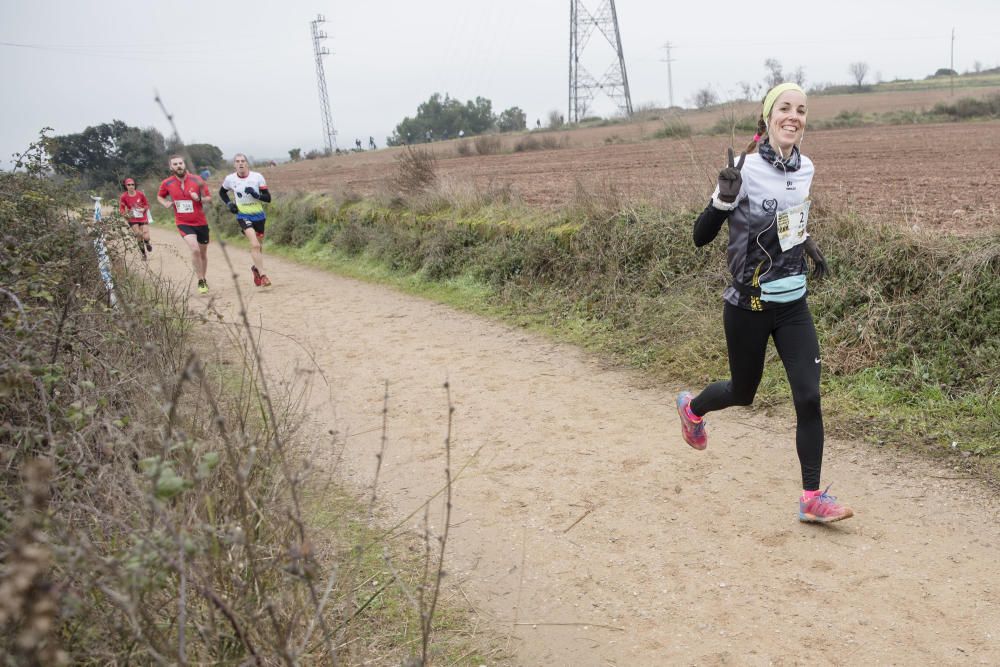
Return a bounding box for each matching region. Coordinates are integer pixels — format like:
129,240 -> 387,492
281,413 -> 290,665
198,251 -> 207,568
768,90 -> 808,153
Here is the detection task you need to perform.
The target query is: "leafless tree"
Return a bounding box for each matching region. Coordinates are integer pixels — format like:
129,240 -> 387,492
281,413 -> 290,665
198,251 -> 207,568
764,58 -> 784,88
790,66 -> 806,87
691,86 -> 718,109
849,61 -> 870,88
738,81 -> 762,101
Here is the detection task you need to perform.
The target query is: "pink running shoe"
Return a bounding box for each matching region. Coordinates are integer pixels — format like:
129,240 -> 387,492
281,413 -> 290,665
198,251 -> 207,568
799,485 -> 854,523
676,391 -> 707,450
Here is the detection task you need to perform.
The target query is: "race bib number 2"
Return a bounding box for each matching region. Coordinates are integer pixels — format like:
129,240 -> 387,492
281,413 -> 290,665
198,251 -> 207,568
175,200 -> 194,214
776,200 -> 810,252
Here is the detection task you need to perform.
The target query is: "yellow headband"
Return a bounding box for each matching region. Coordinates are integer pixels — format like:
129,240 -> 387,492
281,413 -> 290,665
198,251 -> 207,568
762,83 -> 806,121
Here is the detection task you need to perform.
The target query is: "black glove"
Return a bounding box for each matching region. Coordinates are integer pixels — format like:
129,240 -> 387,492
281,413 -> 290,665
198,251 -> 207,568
227,202 -> 239,214
803,237 -> 828,279
244,187 -> 259,199
717,148 -> 746,203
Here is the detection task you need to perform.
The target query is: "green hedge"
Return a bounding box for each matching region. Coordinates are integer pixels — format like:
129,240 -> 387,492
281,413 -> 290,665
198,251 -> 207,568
220,194 -> 1000,458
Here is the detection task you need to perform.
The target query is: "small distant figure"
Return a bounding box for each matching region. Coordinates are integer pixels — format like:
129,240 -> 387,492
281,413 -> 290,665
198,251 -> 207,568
200,168 -> 211,180
269,160 -> 277,167
355,138 -> 362,150
368,136 -> 376,150
425,129 -> 432,142
536,118 -> 541,128
458,129 -> 465,138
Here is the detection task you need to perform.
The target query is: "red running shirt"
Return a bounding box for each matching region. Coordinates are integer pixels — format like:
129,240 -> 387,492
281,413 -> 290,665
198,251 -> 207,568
119,191 -> 149,223
158,173 -> 210,226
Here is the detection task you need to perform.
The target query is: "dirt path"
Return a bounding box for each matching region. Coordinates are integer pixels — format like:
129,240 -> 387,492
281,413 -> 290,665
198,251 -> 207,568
147,226 -> 999,666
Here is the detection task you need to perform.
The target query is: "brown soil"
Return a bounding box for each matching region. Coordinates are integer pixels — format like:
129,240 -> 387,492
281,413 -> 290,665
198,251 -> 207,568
263,111 -> 1000,236
148,227 -> 1000,665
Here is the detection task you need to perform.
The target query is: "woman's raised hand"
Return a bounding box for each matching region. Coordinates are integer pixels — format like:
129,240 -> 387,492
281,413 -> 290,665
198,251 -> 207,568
717,148 -> 746,203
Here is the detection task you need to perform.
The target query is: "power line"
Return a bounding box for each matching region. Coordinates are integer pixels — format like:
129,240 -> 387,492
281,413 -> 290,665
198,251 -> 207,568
0,40 -> 256,65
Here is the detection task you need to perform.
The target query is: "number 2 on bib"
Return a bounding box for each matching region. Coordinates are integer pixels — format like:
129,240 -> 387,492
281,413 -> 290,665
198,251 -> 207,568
776,200 -> 810,252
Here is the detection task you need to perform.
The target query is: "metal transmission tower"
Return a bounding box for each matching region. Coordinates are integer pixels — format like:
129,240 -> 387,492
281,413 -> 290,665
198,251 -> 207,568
310,14 -> 337,152
568,0 -> 633,123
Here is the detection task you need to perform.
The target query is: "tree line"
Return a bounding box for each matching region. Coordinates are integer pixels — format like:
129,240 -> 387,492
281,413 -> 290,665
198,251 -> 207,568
387,93 -> 527,145
43,120 -> 224,189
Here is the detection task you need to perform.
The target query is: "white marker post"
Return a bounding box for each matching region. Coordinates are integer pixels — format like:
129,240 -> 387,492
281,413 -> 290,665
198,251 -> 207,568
91,196 -> 118,308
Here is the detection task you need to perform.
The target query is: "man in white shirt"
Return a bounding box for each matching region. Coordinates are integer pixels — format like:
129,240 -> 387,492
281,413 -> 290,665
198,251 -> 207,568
219,154 -> 272,287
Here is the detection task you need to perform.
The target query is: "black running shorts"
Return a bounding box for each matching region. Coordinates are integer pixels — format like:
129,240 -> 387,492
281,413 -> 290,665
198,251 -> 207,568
237,218 -> 266,237
177,224 -> 210,244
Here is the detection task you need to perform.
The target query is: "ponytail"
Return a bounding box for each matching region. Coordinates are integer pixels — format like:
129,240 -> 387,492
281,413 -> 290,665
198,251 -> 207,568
744,117 -> 767,154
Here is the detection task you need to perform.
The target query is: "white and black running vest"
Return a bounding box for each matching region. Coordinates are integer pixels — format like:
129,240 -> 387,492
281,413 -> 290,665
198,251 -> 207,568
721,151 -> 814,311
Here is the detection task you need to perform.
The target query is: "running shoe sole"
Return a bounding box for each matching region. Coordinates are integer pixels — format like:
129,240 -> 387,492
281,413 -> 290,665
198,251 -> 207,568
676,391 -> 707,450
799,508 -> 854,523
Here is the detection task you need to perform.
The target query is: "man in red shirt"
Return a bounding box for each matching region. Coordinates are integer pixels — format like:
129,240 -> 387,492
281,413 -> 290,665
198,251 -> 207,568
119,177 -> 153,259
157,155 -> 213,294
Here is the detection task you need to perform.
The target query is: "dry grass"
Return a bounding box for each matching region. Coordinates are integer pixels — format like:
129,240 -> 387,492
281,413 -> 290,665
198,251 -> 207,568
392,145 -> 438,195
473,135 -> 503,156
1,138 -> 499,664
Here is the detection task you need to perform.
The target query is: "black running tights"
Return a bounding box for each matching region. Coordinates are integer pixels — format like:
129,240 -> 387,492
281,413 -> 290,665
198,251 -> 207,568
690,299 -> 824,490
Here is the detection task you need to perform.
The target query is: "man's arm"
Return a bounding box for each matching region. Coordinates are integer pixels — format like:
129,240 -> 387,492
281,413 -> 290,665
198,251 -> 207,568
156,183 -> 173,208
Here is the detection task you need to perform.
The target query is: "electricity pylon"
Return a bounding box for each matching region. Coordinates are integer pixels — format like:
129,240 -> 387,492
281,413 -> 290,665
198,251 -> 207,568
568,0 -> 633,123
311,14 -> 337,152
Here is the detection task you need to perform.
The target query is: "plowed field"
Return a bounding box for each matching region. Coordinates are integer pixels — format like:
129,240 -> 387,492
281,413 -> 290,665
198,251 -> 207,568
261,89 -> 1000,235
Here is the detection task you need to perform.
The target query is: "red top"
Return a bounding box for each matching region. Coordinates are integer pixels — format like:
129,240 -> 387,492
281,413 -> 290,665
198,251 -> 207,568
158,173 -> 210,226
119,191 -> 149,223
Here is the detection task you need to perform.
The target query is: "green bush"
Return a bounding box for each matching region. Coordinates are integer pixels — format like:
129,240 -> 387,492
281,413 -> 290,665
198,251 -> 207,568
654,120 -> 693,139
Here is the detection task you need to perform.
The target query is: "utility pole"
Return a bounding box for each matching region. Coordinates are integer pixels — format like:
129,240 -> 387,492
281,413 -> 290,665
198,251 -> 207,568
661,42 -> 675,108
311,14 -> 337,153
568,0 -> 633,123
950,27 -> 955,96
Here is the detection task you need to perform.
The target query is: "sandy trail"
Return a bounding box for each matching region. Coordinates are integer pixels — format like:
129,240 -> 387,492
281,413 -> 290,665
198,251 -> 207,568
146,226 -> 999,666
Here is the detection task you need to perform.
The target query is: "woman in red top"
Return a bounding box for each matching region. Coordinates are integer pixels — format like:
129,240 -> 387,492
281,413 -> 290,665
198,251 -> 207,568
119,178 -> 153,259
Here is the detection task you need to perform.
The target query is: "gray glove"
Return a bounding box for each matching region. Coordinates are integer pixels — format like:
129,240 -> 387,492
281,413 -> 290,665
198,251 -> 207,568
803,237 -> 828,279
717,148 -> 746,203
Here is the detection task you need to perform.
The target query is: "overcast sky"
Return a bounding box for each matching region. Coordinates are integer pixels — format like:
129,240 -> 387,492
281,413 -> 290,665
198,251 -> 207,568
2,1 -> 999,167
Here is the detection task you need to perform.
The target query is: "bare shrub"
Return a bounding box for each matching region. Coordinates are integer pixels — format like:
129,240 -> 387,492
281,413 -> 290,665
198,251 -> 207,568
653,119 -> 692,139
513,134 -> 569,153
513,135 -> 541,152
425,175 -> 521,213
473,134 -> 503,155
392,145 -> 438,195
455,140 -> 473,157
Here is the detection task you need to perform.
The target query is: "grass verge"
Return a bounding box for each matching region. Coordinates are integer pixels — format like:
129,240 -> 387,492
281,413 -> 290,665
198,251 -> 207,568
209,191 -> 1000,483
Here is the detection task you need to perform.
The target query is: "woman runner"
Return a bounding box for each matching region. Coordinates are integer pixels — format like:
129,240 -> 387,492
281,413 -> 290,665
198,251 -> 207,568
675,83 -> 853,524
